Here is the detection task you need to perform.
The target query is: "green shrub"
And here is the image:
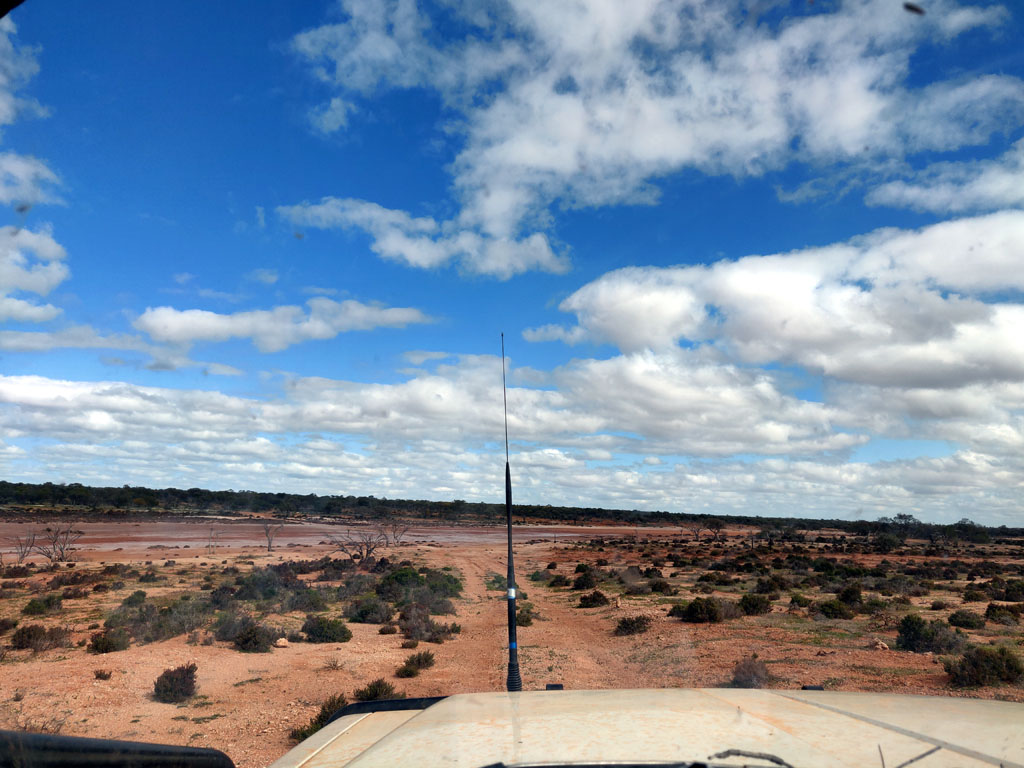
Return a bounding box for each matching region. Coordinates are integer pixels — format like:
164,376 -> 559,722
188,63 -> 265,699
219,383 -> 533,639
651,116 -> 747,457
572,571 -> 597,590
22,594 -> 62,616
947,610 -> 985,630
289,693 -> 348,742
984,603 -> 1021,625
815,599 -> 854,620
548,574 -> 571,587
285,588 -> 328,613
677,597 -> 722,623
233,622 -> 275,652
378,624 -> 398,635
578,591 -> 610,608
0,617 -> 18,634
838,583 -> 862,606
88,628 -> 130,654
739,594 -> 771,616
405,650 -> 435,670
944,645 -> 1024,688
896,614 -> 967,654
614,615 -> 652,636
732,656 -> 770,688
354,678 -> 405,702
344,597 -> 394,624
154,662 -> 198,703
789,593 -> 811,607
122,590 -> 147,607
962,589 -> 986,602
301,615 -> 352,643
395,663 -> 419,678
930,600 -> 948,611
648,579 -> 674,595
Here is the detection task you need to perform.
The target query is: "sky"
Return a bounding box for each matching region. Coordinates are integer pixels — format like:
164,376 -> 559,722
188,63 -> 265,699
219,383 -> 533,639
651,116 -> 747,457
1,0 -> 1023,525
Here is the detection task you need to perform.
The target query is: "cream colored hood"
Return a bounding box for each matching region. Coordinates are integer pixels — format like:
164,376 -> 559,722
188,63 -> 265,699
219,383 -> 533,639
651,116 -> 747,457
270,688 -> 1024,768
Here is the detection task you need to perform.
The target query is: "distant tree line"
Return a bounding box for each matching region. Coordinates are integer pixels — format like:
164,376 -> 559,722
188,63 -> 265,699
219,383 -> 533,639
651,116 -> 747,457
0,481 -> 1019,539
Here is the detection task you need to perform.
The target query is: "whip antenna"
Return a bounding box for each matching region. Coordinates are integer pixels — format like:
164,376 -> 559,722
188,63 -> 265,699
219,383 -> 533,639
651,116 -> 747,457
501,333 -> 522,692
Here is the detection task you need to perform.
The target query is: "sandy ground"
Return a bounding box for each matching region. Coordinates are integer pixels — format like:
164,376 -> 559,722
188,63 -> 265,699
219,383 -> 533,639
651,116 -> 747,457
1,523 -> 1021,768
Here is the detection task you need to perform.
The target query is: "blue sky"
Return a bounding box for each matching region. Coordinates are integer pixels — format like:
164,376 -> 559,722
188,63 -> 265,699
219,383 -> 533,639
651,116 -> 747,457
2,0 -> 1023,524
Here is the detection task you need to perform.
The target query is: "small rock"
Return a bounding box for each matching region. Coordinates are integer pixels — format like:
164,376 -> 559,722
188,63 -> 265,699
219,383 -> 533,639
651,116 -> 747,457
868,639 -> 889,651
273,638 -> 289,648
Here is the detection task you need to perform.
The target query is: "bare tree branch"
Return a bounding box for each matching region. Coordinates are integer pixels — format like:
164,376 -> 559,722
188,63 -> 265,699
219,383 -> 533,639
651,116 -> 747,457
34,525 -> 82,564
387,521 -> 411,547
326,528 -> 386,565
262,524 -> 282,552
11,532 -> 36,564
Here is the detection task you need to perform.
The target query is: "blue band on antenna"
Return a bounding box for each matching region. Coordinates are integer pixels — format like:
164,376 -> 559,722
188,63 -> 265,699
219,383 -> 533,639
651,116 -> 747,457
509,642 -> 517,649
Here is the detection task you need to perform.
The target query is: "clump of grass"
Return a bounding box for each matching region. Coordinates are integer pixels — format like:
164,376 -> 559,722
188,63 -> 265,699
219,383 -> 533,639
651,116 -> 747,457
396,650 -> 436,677
732,655 -> 771,688
614,615 -> 652,636
93,669 -> 113,680
378,624 -> 398,635
354,678 -> 405,702
88,628 -> 130,654
401,639 -> 419,649
11,624 -> 71,653
289,693 -> 348,742
516,603 -> 535,627
322,656 -> 344,671
153,663 -> 198,703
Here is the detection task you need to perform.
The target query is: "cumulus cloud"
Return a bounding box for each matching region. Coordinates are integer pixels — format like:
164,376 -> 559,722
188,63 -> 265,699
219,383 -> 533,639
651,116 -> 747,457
528,211 -> 1024,389
134,296 -> 434,352
247,268 -> 279,285
289,0 -> 1022,272
0,225 -> 68,322
868,138 -> 1024,213
278,197 -> 568,278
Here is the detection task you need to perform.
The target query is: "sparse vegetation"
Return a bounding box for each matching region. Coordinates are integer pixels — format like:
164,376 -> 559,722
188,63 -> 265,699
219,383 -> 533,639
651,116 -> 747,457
93,669 -> 113,680
896,615 -> 967,654
947,610 -> 985,629
88,628 -> 130,654
732,656 -> 771,688
578,590 -> 610,608
301,615 -> 352,644
614,615 -> 652,635
944,645 -> 1024,688
289,693 -> 348,742
354,678 -> 405,702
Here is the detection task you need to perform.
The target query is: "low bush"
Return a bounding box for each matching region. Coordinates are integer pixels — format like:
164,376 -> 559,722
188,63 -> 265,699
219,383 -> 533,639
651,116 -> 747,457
896,614 -> 967,654
674,597 -> 722,623
285,588 -> 328,614
0,617 -> 18,634
354,678 -> 405,702
396,650 -> 435,677
548,574 -> 571,588
930,600 -> 948,611
153,662 -> 198,703
838,583 -> 862,606
947,610 -> 985,630
344,597 -> 394,624
789,593 -> 812,608
944,645 -> 1024,688
378,624 -> 398,635
739,594 -> 772,616
648,579 -> 674,595
88,628 -> 130,654
289,693 -> 348,742
11,624 -> 70,652
985,602 -> 1021,625
814,599 -> 854,620
122,590 -> 147,607
962,589 -> 986,602
732,656 -> 771,688
516,604 -> 534,627
22,594 -> 62,616
546,562 -> 557,570
233,622 -> 275,652
401,639 -> 419,649
572,571 -> 597,590
93,669 -> 112,680
301,615 -> 352,643
614,615 -> 652,636
578,591 -> 610,608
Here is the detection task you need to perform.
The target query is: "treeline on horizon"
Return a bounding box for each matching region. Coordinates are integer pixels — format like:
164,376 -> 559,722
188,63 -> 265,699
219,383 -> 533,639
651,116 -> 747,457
0,480 -> 1019,540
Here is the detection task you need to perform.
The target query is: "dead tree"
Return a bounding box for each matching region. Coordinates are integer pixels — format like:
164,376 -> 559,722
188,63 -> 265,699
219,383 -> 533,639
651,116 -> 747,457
34,525 -> 82,564
207,527 -> 220,556
327,528 -> 386,565
686,523 -> 707,543
262,522 -> 283,553
11,532 -> 36,564
386,521 -> 411,547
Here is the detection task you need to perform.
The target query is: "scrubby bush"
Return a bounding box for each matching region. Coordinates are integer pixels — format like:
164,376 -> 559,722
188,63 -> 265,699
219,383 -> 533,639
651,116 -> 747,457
378,624 -> 398,635
153,662 -> 198,703
290,693 -> 348,742
574,563 -> 590,574
233,622 -> 275,652
789,593 -> 812,608
962,589 -> 986,602
578,591 -> 610,608
12,624 -> 70,652
285,588 -> 328,614
930,600 -> 948,611
739,594 -> 772,616
516,603 -> 534,627
572,571 -> 597,590
984,603 -> 1021,625
549,574 -> 571,587
122,590 -> 146,607
302,615 -> 352,643
947,610 -> 985,630
896,614 -> 967,654
814,600 -> 854,620
546,562 -> 557,570
93,669 -> 112,680
354,678 -> 405,702
838,583 -> 862,606
0,617 -> 18,634
648,579 -> 674,595
22,594 -> 62,615
675,597 -> 722,623
944,645 -> 1024,688
88,628 -> 130,654
614,615 -> 652,636
344,596 -> 394,624
732,656 -> 771,688
396,650 -> 435,677
401,639 -> 419,649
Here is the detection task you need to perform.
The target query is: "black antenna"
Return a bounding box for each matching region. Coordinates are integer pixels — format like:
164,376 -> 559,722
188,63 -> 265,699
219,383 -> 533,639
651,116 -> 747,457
501,333 -> 522,692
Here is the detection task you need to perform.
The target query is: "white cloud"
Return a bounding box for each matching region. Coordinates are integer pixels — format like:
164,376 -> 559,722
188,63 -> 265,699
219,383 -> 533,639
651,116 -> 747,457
247,268 -> 279,285
528,211 -> 1024,389
173,272 -> 194,285
309,97 -> 355,133
0,225 -> 68,322
290,0 -> 1024,264
278,197 -> 568,278
134,296 -> 434,352
0,152 -> 59,205
868,138 -> 1024,213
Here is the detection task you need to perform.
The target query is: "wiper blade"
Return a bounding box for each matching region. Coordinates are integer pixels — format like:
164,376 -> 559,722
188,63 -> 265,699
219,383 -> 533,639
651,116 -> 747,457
709,749 -> 795,768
